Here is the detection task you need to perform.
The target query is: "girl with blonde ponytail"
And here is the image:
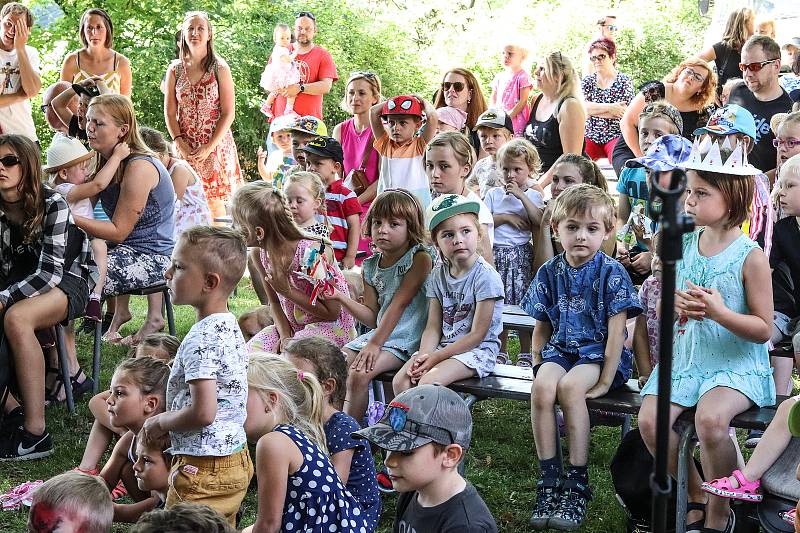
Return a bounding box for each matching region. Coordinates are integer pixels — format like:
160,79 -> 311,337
242,353 -> 370,533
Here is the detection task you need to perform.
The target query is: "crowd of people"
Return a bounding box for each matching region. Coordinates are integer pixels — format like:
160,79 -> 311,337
4,2 -> 800,532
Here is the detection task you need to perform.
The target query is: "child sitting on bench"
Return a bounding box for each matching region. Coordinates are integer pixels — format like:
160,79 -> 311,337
522,184 -> 642,530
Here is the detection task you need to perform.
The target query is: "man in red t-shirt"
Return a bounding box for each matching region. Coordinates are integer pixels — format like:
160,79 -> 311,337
272,11 -> 338,120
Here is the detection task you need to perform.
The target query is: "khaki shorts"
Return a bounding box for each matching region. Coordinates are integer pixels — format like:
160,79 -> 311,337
166,447 -> 253,527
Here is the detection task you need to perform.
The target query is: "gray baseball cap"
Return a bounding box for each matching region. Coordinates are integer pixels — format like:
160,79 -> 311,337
353,384 -> 473,451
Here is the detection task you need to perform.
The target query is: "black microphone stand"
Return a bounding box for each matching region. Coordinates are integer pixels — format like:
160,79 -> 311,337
648,169 -> 694,533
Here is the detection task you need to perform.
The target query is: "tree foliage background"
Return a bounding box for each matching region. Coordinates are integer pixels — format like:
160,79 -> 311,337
23,0 -> 710,179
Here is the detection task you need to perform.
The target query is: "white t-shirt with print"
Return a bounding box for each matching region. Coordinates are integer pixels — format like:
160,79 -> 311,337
0,45 -> 40,140
166,313 -> 248,456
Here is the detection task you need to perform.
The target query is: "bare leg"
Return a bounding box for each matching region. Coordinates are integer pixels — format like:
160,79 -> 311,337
499,330 -> 509,354
694,387 -> 753,530
392,357 -> 415,394
639,395 -> 702,523
106,294 -> 132,339
92,240 -> 108,298
417,358 -> 475,386
772,356 -> 794,396
531,363 -> 566,460
131,292 -> 165,342
519,329 -> 532,353
557,364 -> 602,466
344,348 -> 403,422
4,289 -> 69,434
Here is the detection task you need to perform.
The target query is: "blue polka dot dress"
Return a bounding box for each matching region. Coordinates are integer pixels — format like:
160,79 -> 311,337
324,412 -> 380,532
274,424 -> 369,533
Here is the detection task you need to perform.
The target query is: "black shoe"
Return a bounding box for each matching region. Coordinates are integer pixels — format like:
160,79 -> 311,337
529,477 -> 561,529
744,429 -> 763,449
0,426 -> 53,461
548,479 -> 592,531
0,406 -> 24,433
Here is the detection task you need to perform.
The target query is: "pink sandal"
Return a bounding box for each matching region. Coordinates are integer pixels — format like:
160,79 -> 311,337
701,469 -> 762,502
781,508 -> 796,526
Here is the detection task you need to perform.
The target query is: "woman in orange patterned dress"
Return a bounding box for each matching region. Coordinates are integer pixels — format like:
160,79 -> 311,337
164,11 -> 242,222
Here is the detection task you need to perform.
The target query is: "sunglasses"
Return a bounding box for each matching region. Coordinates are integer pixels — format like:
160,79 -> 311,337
442,81 -> 466,92
0,155 -> 21,167
296,11 -> 316,21
774,138 -> 800,149
598,23 -> 619,30
350,71 -> 377,80
739,58 -> 779,72
589,54 -> 608,63
40,103 -> 50,113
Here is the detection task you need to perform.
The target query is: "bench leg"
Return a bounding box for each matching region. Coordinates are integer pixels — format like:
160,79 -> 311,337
620,414 -> 631,441
676,423 -> 696,533
92,320 -> 102,394
55,325 -> 75,415
163,289 -> 176,336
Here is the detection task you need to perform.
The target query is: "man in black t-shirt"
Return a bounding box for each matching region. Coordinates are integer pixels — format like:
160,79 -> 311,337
728,35 -> 793,173
354,384 -> 498,533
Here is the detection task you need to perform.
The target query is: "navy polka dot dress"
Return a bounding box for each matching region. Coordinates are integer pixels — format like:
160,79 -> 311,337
324,412 -> 380,531
274,424 -> 369,533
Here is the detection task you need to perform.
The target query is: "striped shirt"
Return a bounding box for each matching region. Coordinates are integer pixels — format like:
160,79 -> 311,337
325,179 -> 362,262
0,187 -> 98,306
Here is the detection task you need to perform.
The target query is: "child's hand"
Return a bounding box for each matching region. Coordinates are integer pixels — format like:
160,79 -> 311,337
675,287 -> 705,321
112,142 -> 131,161
352,342 -> 381,373
630,251 -> 652,275
685,281 -> 727,322
586,380 -> 612,399
142,413 -> 167,439
505,214 -> 530,231
505,180 -> 524,198
409,352 -> 435,379
257,146 -> 266,161
341,255 -> 356,270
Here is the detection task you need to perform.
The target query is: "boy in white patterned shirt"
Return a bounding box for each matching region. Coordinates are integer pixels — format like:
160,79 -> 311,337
142,226 -> 252,527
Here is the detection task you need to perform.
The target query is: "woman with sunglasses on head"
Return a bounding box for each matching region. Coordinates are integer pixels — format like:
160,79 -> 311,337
0,134 -> 98,460
433,68 -> 488,158
333,71 -> 382,262
59,8 -> 132,96
614,56 -> 717,175
697,7 -> 755,100
581,38 -> 634,162
524,51 -> 586,189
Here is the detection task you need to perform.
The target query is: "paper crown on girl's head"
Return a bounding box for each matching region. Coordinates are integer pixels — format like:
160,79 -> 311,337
683,134 -> 761,176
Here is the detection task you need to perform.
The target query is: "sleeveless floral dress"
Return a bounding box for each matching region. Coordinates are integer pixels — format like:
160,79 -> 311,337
640,229 -> 775,407
247,239 -> 356,352
172,59 -> 243,202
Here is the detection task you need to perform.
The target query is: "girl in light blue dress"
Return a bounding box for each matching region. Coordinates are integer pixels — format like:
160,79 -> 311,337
638,145 -> 776,533
326,190 -> 433,423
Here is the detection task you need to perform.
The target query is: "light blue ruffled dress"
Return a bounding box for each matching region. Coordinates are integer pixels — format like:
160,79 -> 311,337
641,229 -> 775,407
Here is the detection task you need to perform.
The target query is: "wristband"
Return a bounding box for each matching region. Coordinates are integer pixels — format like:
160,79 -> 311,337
172,134 -> 185,141
299,83 -> 305,93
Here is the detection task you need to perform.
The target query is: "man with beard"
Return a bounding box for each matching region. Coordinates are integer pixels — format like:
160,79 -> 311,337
270,11 -> 338,120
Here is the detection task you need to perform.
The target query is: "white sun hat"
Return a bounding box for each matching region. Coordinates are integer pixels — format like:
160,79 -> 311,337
43,133 -> 95,174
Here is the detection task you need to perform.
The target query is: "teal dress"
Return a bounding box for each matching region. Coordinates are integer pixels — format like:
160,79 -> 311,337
641,229 -> 775,407
345,243 -> 432,362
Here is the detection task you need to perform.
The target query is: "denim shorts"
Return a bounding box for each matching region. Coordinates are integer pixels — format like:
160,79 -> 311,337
534,352 -> 627,391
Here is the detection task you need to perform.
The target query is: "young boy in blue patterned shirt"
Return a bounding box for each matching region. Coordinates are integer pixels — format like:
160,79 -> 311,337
142,226 -> 253,527
522,184 -> 642,530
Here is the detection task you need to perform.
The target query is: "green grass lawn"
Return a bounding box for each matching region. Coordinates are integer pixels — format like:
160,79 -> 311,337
1,278 -> 644,532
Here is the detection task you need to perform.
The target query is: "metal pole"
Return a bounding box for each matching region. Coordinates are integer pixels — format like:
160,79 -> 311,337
648,170 -> 693,533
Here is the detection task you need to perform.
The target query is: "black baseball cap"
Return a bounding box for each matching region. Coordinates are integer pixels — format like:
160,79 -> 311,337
299,136 -> 344,165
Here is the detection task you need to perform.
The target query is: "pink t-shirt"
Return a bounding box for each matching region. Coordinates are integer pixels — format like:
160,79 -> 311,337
491,69 -> 532,136
272,45 -> 338,119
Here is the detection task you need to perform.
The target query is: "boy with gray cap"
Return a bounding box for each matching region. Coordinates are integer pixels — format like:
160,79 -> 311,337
469,108 -> 515,198
355,384 -> 497,533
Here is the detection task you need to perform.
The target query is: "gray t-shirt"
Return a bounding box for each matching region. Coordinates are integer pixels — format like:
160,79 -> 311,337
427,256 -> 504,377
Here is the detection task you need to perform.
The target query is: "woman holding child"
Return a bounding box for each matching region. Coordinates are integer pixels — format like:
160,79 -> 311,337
0,134 -> 97,460
433,68 -> 488,157
73,94 -> 175,345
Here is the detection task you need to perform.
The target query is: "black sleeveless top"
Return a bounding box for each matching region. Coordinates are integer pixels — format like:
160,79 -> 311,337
712,41 -> 742,93
524,94 -> 570,172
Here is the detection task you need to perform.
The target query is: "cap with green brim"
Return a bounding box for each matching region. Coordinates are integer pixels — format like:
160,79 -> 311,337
426,194 -> 481,232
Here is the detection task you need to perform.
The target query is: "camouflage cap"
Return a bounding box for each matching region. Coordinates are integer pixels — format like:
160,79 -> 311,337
353,384 -> 472,452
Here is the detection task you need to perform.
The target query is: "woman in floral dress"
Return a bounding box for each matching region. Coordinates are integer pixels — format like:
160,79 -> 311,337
164,11 -> 242,222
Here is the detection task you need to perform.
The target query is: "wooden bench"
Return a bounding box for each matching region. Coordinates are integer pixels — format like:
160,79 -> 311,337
501,304 -> 536,333
374,364 -> 786,533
